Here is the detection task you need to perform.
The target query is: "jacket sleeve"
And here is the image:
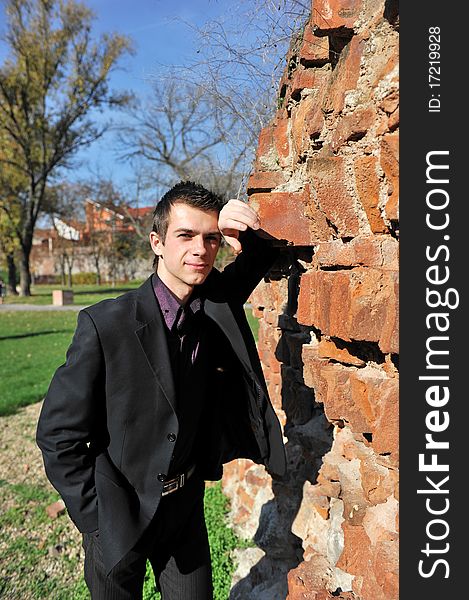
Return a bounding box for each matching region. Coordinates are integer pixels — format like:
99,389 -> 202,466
219,228 -> 280,305
36,309 -> 105,533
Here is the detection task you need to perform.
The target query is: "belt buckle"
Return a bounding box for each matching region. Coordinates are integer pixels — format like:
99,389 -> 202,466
161,468 -> 191,497
162,479 -> 179,496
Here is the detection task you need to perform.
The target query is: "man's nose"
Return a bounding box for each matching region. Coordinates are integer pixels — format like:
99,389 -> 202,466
191,235 -> 207,255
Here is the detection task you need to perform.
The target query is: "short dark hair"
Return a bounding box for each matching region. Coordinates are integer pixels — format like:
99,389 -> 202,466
151,181 -> 224,268
152,181 -> 224,241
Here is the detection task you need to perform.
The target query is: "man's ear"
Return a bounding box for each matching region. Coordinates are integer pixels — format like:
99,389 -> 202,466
149,231 -> 164,259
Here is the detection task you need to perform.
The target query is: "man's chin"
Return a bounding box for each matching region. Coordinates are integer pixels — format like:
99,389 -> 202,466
185,269 -> 211,286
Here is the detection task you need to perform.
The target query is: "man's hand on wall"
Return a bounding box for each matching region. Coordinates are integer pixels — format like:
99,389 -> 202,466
218,199 -> 260,255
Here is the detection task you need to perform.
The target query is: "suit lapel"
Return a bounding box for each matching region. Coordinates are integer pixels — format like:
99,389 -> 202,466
204,299 -> 254,375
134,276 -> 176,413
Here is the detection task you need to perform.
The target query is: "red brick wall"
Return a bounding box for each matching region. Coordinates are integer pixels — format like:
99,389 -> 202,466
223,1 -> 399,599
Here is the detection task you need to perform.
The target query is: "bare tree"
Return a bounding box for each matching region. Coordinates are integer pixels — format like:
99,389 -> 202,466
120,80 -> 251,200
125,1 -> 311,199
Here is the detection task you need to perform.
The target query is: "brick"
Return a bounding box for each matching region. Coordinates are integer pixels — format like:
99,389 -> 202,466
286,555 -> 331,599
318,338 -> 365,366
373,37 -> 399,87
388,107 -> 399,131
300,26 -> 330,64
326,364 -> 375,431
380,132 -> 399,221
378,89 -> 399,115
373,541 -> 399,600
337,523 -> 372,575
250,192 -> 309,244
314,236 -> 398,270
291,69 -> 330,157
247,171 -> 286,193
307,156 -> 362,237
331,106 -> 377,151
255,124 -> 278,170
250,188 -> 334,245
340,535 -> 397,600
274,116 -> 290,166
371,375 -> 399,459
46,500 -> 66,519
290,68 -> 323,98
378,270 -> 399,355
353,155 -> 388,233
312,0 -> 364,31
291,94 -> 313,158
360,458 -> 399,505
297,268 -> 398,353
323,35 -> 365,114
301,353 -> 399,458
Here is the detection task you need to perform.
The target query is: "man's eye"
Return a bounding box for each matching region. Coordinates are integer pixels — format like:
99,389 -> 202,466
178,233 -> 191,238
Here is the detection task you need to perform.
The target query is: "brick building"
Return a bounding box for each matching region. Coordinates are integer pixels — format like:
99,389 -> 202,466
31,199 -> 153,283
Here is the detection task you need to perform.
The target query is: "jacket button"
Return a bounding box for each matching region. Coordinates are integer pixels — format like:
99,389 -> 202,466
167,433 -> 177,442
157,473 -> 166,482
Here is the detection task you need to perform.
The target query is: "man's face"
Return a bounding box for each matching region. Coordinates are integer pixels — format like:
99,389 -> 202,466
149,202 -> 221,301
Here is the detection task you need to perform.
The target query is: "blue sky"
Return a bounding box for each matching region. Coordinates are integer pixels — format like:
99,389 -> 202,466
0,0 -> 239,197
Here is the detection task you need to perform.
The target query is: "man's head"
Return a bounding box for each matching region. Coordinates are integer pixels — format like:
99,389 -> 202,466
149,181 -> 224,302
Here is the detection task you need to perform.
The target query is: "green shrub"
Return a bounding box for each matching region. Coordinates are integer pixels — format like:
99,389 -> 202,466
71,272 -> 99,285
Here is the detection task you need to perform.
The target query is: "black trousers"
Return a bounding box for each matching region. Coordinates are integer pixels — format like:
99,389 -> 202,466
82,475 -> 213,599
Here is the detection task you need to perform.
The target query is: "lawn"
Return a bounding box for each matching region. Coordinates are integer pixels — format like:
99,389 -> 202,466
0,299 -> 259,598
0,311 -> 79,416
0,300 -> 259,417
1,281 -> 142,306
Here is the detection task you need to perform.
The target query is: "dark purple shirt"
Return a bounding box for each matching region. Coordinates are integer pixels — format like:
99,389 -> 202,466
152,274 -> 203,365
152,274 -> 207,476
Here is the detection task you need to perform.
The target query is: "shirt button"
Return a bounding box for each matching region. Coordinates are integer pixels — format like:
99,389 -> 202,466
157,473 -> 166,482
167,433 -> 177,442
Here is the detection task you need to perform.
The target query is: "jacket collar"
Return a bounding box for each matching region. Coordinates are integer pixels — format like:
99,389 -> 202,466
134,275 -> 176,412
133,273 -> 258,410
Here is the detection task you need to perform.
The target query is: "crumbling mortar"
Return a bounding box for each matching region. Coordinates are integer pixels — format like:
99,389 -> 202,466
376,156 -> 396,229
343,155 -> 374,234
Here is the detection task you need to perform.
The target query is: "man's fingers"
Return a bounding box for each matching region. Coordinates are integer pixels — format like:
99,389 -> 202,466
220,218 -> 248,231
223,235 -> 242,255
220,200 -> 260,231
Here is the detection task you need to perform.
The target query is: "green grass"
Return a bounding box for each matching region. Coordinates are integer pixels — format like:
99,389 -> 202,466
0,480 -> 84,599
2,282 -> 142,306
0,479 -> 244,599
0,306 -> 259,416
0,311 -> 79,415
245,307 -> 259,341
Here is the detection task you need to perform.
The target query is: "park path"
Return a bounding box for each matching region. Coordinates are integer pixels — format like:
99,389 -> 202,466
0,303 -> 88,311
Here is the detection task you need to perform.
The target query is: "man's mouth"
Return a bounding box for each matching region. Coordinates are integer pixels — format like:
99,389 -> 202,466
186,263 -> 208,270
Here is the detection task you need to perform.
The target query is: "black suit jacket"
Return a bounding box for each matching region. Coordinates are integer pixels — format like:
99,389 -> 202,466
36,230 -> 286,573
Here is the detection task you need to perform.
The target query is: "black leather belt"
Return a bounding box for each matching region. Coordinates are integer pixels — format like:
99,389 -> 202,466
161,464 -> 196,496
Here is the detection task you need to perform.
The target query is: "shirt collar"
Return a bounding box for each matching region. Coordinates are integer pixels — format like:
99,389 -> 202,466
152,274 -> 203,331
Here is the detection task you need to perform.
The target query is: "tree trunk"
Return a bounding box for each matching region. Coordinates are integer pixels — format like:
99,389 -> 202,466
60,255 -> 66,286
67,264 -> 73,288
6,253 -> 19,295
19,196 -> 35,297
19,246 -> 32,296
94,256 -> 101,285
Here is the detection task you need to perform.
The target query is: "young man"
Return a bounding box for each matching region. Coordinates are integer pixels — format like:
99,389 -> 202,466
37,181 -> 286,599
